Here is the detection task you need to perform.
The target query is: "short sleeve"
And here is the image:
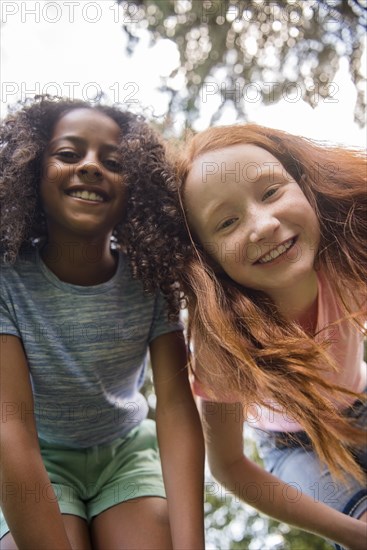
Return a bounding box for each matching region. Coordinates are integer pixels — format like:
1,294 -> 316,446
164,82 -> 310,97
148,292 -> 184,343
0,279 -> 21,338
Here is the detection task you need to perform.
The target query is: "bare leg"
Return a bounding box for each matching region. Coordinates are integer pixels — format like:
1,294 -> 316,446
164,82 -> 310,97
91,497 -> 172,550
62,515 -> 92,550
0,515 -> 91,550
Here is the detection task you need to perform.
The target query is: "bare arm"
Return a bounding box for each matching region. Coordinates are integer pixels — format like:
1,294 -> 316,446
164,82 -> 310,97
0,335 -> 72,549
201,399 -> 366,550
150,331 -> 205,550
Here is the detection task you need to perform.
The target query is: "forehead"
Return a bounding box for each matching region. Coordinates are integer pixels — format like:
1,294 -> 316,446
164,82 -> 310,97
50,108 -> 121,143
185,143 -> 284,196
187,143 -> 282,184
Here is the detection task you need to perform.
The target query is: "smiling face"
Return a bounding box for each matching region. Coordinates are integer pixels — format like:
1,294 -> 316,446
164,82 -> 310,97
40,108 -> 126,243
184,143 -> 320,303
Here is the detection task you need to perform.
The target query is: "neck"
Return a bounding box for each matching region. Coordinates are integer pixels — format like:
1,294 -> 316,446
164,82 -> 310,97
41,235 -> 117,286
269,270 -> 319,333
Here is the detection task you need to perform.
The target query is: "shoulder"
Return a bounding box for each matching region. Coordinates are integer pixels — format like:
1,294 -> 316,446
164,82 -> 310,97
1,245 -> 40,269
118,250 -> 162,304
1,248 -> 44,302
1,247 -> 41,275
318,270 -> 365,313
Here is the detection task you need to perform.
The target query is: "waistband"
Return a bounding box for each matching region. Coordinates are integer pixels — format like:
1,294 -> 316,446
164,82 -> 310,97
256,392 -> 366,451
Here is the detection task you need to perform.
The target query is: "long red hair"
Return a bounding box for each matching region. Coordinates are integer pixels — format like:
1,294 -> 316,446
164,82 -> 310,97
176,124 -> 366,483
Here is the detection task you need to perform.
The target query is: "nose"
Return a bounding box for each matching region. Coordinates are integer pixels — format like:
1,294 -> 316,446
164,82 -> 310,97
248,209 -> 280,243
77,157 -> 103,183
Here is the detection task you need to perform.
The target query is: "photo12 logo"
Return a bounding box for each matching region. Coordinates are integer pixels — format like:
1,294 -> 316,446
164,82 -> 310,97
200,0 -> 342,25
1,81 -> 140,105
201,81 -> 339,105
1,1 -> 143,24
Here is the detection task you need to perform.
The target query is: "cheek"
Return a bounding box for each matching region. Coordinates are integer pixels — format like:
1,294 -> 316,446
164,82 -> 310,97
41,160 -> 64,186
208,242 -> 242,273
304,202 -> 320,240
112,188 -> 128,224
39,174 -> 60,215
116,183 -> 128,207
39,185 -> 53,215
293,189 -> 319,233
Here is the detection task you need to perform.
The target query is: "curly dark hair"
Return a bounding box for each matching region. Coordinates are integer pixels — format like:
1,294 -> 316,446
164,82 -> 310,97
0,95 -> 181,314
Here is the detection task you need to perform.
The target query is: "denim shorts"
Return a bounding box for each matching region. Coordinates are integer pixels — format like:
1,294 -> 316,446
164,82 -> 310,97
0,419 -> 166,539
252,395 -> 367,550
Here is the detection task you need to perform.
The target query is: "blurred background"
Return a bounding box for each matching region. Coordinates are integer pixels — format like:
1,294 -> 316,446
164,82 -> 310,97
1,0 -> 366,143
1,1 -> 366,548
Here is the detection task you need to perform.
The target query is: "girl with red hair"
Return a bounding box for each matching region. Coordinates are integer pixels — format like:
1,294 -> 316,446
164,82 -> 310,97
140,124 -> 367,549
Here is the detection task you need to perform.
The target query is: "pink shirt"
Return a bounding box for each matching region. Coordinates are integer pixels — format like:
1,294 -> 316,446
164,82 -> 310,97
193,271 -> 366,432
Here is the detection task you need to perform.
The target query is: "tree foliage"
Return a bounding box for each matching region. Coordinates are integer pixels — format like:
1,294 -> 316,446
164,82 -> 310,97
205,489 -> 334,549
117,0 -> 366,127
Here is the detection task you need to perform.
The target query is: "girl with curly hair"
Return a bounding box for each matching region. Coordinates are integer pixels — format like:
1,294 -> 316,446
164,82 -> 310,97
139,124 -> 367,550
0,96 -> 204,550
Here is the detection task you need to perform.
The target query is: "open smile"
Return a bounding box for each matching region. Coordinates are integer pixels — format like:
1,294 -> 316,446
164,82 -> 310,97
65,187 -> 109,204
256,237 -> 297,265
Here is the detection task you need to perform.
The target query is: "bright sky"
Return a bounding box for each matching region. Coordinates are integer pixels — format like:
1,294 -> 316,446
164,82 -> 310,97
1,0 -> 366,146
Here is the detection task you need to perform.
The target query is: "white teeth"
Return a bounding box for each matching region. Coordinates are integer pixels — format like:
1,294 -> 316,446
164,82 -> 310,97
258,239 -> 294,264
69,190 -> 104,202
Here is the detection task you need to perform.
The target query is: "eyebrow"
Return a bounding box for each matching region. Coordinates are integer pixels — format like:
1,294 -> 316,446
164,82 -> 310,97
249,169 -> 287,184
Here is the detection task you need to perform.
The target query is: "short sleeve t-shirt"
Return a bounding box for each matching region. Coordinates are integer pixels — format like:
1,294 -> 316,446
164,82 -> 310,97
0,248 -> 182,447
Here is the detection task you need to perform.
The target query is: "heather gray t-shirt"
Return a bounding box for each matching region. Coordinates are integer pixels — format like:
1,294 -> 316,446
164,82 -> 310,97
0,248 -> 182,447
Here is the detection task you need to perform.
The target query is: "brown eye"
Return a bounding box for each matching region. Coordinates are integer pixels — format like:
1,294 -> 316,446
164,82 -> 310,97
104,159 -> 122,172
218,217 -> 237,230
262,187 -> 278,200
55,151 -> 79,162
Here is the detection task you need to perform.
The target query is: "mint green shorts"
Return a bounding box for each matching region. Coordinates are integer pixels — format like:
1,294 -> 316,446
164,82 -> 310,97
0,419 -> 166,539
